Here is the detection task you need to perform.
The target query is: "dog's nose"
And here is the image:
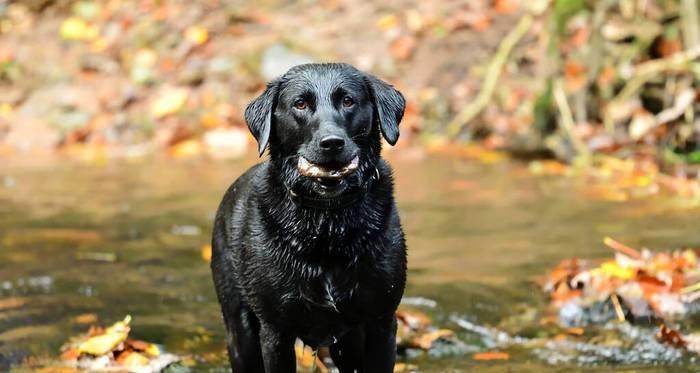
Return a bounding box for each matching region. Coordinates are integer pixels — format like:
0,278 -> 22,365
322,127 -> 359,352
319,135 -> 345,152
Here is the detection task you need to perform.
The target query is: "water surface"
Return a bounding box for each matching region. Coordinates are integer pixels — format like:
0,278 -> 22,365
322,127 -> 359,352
1,154 -> 699,372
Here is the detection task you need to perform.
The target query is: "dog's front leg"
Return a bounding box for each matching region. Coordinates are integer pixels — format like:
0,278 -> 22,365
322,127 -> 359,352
363,315 -> 398,373
259,323 -> 296,373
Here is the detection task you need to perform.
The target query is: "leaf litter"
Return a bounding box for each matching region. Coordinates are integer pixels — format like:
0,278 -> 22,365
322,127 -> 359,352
59,315 -> 179,373
448,236 -> 700,367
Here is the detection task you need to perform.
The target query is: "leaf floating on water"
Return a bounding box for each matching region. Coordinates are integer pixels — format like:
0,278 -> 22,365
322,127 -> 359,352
473,351 -> 510,361
201,244 -> 212,262
396,308 -> 464,354
413,329 -> 455,350
393,363 -> 419,372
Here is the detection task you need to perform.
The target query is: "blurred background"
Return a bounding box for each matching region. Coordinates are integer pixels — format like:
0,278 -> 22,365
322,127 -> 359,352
2,0 -> 700,372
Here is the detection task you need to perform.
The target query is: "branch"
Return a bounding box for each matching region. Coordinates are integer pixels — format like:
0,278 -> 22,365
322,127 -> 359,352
604,45 -> 700,128
447,14 -> 534,137
553,78 -> 590,158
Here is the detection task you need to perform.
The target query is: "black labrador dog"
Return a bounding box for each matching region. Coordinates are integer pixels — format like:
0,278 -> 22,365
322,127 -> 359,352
211,63 -> 407,373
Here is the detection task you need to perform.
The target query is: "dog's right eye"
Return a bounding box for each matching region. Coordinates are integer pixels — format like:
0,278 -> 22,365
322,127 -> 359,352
293,98 -> 307,110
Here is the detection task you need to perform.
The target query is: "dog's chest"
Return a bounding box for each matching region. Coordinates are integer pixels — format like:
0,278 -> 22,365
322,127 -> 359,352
296,269 -> 357,311
292,272 -> 360,347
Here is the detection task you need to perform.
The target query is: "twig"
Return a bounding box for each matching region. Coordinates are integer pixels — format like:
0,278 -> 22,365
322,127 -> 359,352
681,281 -> 700,294
605,45 -> 700,127
603,237 -> 642,260
681,0 -> 700,50
553,78 -> 590,158
610,294 -> 626,322
447,14 -> 533,136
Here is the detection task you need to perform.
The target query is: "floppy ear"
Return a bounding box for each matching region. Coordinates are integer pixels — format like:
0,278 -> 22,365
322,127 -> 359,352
245,80 -> 279,156
365,74 -> 406,145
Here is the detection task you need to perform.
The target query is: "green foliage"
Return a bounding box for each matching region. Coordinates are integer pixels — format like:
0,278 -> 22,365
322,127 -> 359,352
553,0 -> 587,35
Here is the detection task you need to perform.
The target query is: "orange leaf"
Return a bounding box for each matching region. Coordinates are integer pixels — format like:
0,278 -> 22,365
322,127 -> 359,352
469,14 -> 491,32
413,329 -> 454,350
201,244 -> 212,262
564,61 -> 587,92
473,351 -> 510,361
494,0 -> 519,14
390,36 -> 417,61
603,237 -> 642,260
657,324 -> 687,349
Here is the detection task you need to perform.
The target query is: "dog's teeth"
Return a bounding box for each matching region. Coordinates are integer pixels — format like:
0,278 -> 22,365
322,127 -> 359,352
298,156 -> 311,172
347,156 -> 359,170
297,155 -> 360,178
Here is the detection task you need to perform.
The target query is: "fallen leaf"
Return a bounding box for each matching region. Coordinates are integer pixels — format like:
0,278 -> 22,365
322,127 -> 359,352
117,351 -> 150,367
377,14 -> 400,30
151,87 -> 189,118
203,127 -> 249,160
126,339 -> 161,357
390,35 -> 418,61
73,313 -> 98,325
394,363 -> 419,372
0,297 -> 26,311
413,329 -> 454,349
494,0 -> 520,14
473,351 -> 510,360
60,17 -> 98,41
77,319 -> 130,355
657,324 -> 687,349
564,61 -> 587,92
201,244 -> 212,262
169,139 -> 203,159
184,26 -> 209,45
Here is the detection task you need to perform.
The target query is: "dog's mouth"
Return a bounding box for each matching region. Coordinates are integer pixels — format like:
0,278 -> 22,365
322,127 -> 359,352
296,155 -> 359,192
297,156 -> 359,180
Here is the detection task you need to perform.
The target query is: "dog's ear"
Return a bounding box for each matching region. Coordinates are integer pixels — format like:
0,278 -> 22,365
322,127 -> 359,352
245,80 -> 280,156
365,74 -> 406,146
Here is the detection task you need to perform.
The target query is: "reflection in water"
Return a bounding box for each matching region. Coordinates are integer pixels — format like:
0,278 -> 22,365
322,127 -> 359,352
1,154 -> 699,372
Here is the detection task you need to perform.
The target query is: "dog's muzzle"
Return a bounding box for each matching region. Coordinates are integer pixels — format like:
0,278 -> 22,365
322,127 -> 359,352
297,156 -> 359,179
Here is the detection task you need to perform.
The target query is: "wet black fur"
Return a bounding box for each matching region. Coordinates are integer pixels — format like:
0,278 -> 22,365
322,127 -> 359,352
211,63 -> 407,373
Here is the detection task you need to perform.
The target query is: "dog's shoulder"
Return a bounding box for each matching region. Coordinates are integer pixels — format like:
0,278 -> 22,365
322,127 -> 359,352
217,162 -> 268,213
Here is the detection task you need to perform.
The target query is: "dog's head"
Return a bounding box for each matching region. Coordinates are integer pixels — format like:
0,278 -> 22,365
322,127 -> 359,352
245,63 -> 405,199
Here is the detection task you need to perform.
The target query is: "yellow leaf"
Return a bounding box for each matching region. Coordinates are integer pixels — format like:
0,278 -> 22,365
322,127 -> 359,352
599,261 -> 636,280
0,103 -> 13,117
185,26 -> 209,45
377,14 -> 400,30
77,315 -> 131,356
151,87 -> 189,118
394,363 -> 419,372
119,351 -> 150,367
144,343 -> 160,357
60,17 -> 98,41
170,139 -> 203,159
201,244 -> 212,262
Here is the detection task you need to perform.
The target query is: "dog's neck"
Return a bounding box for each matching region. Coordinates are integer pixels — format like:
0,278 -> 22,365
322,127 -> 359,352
256,159 -> 392,252
282,166 -> 380,210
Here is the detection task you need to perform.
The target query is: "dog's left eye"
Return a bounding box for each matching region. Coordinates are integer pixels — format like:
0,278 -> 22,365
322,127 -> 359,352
293,98 -> 307,110
342,96 -> 354,108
